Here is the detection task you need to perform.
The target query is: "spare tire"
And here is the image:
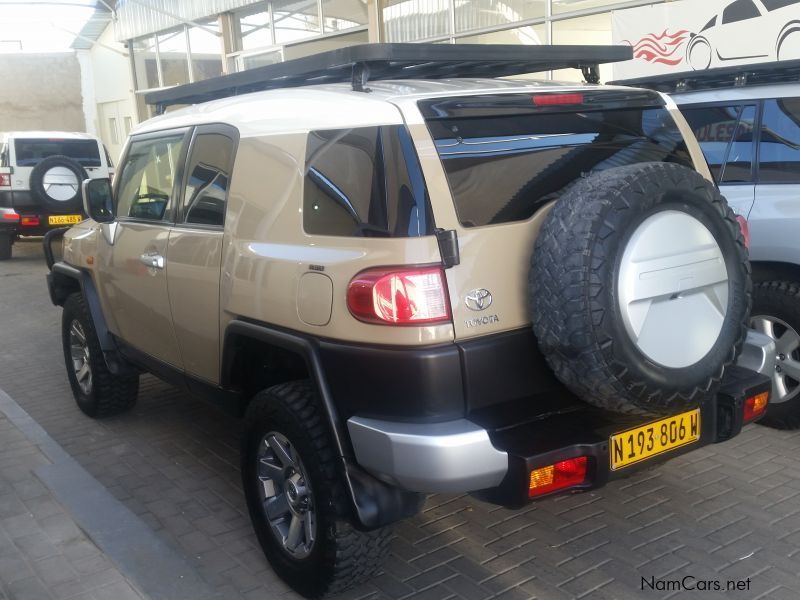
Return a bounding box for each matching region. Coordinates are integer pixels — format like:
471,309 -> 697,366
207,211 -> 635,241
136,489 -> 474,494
29,155 -> 87,214
530,162 -> 750,416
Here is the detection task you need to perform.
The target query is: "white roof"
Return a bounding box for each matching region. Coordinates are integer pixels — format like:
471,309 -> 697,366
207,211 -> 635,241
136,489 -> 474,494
135,78 -> 647,138
1,131 -> 99,141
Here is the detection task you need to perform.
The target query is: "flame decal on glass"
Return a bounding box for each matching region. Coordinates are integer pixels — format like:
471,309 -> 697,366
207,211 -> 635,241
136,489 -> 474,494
622,29 -> 690,66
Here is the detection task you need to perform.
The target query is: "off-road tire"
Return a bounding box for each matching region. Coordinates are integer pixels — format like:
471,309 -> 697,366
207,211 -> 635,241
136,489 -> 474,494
62,293 -> 139,417
30,155 -> 87,213
531,162 -> 750,416
0,233 -> 11,260
242,380 -> 392,598
752,281 -> 800,430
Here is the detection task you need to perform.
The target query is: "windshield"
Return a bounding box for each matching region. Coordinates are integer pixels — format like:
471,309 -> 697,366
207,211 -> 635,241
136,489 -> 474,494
14,138 -> 102,167
425,103 -> 692,227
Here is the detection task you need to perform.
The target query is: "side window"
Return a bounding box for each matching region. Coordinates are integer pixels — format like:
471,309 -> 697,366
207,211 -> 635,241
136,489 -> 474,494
758,98 -> 800,183
762,0 -> 798,9
303,126 -> 433,238
116,133 -> 185,222
722,0 -> 760,23
180,132 -> 234,227
682,104 -> 756,183
0,141 -> 7,167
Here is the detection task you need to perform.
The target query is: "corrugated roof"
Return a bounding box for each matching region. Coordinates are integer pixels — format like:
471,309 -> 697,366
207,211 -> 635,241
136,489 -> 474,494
70,3 -> 114,50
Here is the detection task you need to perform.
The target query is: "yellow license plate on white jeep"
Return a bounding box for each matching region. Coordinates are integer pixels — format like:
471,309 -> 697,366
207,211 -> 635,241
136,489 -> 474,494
48,215 -> 82,225
610,409 -> 700,470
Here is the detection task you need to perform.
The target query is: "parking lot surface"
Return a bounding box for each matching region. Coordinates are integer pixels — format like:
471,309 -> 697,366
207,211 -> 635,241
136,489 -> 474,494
2,238 -> 800,600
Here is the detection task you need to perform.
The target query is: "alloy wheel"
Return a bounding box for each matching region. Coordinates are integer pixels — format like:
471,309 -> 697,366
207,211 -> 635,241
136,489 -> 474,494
751,315 -> 800,403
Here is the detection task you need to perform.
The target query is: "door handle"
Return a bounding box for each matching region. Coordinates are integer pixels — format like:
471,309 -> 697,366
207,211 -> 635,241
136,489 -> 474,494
139,253 -> 165,270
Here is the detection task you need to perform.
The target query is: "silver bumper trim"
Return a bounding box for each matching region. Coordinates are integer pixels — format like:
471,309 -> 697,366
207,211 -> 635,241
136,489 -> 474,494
347,417 -> 508,493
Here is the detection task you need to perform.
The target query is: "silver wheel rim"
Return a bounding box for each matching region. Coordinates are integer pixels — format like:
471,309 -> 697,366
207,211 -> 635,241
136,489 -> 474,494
751,315 -> 800,404
618,210 -> 729,368
69,320 -> 92,395
43,166 -> 80,201
256,432 -> 316,559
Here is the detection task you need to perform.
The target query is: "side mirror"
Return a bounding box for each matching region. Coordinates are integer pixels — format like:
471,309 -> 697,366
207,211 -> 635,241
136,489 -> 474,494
82,178 -> 115,223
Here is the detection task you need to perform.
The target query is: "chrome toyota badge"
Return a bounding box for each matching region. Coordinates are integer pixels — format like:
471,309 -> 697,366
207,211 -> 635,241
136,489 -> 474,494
465,288 -> 492,311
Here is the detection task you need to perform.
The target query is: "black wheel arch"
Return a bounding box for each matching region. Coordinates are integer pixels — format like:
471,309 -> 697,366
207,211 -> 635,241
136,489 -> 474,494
750,260 -> 800,285
222,319 -> 425,531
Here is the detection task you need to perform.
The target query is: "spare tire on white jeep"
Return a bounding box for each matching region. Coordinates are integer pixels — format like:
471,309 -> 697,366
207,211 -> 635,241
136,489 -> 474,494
531,162 -> 751,415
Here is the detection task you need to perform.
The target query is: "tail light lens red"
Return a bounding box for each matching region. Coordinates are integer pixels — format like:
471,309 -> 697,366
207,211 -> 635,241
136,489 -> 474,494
743,391 -> 768,422
347,267 -> 451,325
532,93 -> 584,106
0,174 -> 10,187
735,214 -> 750,249
21,216 -> 40,226
529,456 -> 588,498
2,211 -> 19,221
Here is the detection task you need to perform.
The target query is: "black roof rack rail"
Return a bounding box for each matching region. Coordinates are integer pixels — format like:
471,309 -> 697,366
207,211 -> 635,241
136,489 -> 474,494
145,43 -> 633,113
610,59 -> 800,94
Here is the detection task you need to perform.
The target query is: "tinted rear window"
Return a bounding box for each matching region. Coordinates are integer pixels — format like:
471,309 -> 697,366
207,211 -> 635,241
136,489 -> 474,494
304,125 -> 433,237
14,139 -> 101,167
426,104 -> 692,227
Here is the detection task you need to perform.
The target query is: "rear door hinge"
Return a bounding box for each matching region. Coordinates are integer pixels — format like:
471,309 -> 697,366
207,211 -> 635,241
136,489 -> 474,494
435,228 -> 460,268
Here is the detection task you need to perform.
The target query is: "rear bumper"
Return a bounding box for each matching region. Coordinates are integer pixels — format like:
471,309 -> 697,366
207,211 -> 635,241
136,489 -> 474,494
347,333 -> 773,502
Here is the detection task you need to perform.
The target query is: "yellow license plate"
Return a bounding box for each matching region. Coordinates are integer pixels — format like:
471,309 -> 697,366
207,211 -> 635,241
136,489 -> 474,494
610,409 -> 700,471
48,215 -> 82,225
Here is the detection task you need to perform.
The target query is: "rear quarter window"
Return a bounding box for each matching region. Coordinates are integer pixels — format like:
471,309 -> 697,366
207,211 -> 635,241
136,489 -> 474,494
303,126 -> 434,238
424,99 -> 692,227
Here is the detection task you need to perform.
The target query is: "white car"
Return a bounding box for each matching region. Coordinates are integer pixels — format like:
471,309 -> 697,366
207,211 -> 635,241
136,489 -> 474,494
686,0 -> 800,70
0,131 -> 113,259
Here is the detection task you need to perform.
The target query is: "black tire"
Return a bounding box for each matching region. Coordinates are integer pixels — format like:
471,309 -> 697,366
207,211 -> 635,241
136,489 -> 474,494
531,162 -> 750,416
62,293 -> 138,418
242,381 -> 391,598
30,155 -> 87,213
752,281 -> 800,430
0,233 -> 11,260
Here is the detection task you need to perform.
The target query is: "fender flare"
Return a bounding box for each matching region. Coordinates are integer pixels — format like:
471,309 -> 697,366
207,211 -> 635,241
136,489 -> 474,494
222,320 -> 425,530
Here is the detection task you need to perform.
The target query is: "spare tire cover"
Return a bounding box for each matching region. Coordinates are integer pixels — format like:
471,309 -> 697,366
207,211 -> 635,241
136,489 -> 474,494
530,162 -> 750,416
29,155 -> 88,214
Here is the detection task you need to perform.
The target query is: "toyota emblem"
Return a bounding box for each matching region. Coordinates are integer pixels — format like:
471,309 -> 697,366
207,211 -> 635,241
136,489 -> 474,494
465,288 -> 492,311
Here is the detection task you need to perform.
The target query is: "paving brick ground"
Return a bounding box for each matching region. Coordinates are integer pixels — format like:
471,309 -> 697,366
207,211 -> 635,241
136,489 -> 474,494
0,409 -> 144,600
2,238 -> 800,599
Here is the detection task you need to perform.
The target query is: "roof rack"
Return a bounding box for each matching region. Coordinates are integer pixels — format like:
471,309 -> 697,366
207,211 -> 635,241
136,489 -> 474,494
610,59 -> 800,94
145,43 -> 633,113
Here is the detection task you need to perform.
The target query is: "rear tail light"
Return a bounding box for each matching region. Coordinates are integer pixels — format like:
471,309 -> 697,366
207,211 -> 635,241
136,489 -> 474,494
0,174 -> 10,187
532,93 -> 584,106
735,214 -> 750,249
2,210 -> 19,222
347,267 -> 451,325
21,216 -> 40,227
743,391 -> 768,422
529,456 -> 588,498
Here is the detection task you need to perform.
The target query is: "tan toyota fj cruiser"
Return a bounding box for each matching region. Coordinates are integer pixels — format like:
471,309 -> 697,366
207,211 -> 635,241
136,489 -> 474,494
45,44 -> 774,598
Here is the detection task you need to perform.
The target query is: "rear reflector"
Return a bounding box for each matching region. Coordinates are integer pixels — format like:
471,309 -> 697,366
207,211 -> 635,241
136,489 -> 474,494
347,267 -> 451,325
21,216 -> 40,226
529,456 -> 588,498
743,391 -> 768,422
735,215 -> 750,249
532,93 -> 584,106
0,174 -> 10,187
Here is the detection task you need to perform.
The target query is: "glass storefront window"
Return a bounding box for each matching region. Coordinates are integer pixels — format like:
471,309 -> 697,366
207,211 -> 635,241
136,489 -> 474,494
239,7 -> 273,51
283,29 -> 368,60
158,28 -> 190,87
132,36 -> 159,90
189,21 -> 223,82
241,49 -> 283,70
456,24 -> 546,45
322,0 -> 368,33
273,0 -> 321,44
454,0 -> 545,33
552,0 -> 633,15
384,0 -> 450,42
551,12 -> 612,81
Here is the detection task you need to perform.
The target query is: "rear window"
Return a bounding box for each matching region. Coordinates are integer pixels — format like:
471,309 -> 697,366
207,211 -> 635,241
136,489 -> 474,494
424,100 -> 693,227
303,125 -> 434,238
14,138 -> 102,167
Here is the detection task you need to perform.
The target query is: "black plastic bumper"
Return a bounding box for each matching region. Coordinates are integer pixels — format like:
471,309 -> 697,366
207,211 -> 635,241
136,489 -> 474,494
477,366 -> 771,508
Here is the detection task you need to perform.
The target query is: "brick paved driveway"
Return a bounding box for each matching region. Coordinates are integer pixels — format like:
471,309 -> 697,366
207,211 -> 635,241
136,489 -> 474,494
2,238 -> 800,600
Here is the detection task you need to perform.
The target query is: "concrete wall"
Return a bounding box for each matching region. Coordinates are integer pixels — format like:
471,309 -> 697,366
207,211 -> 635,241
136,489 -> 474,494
0,53 -> 86,132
